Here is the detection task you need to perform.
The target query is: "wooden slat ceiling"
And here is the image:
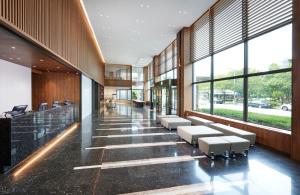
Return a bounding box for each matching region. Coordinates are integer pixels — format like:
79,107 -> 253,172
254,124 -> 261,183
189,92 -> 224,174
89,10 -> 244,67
0,26 -> 77,73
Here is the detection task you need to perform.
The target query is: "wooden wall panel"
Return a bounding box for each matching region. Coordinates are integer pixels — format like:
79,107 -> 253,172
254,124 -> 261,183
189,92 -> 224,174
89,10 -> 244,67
0,0 -> 104,85
32,72 -> 80,110
104,79 -> 132,87
185,111 -> 291,155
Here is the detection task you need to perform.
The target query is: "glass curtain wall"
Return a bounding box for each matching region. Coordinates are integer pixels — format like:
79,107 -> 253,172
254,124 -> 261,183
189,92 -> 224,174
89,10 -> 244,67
132,67 -> 144,101
192,0 -> 292,130
158,41 -> 178,81
105,64 -> 131,80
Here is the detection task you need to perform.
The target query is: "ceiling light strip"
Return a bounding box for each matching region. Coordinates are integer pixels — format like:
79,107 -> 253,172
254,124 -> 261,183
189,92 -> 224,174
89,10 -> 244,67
79,0 -> 105,63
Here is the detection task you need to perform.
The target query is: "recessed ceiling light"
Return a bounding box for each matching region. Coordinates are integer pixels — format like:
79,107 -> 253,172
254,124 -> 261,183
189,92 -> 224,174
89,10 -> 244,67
57,66 -> 60,69
16,57 -> 21,60
146,4 -> 150,8
106,15 -> 110,18
40,59 -> 44,62
178,10 -> 182,14
100,14 -> 103,17
140,4 -> 144,8
11,46 -> 16,49
33,65 -> 37,68
9,57 -> 13,60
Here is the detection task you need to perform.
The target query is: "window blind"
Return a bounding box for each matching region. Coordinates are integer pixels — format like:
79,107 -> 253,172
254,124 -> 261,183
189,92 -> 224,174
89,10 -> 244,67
213,0 -> 243,53
248,0 -> 293,38
191,11 -> 210,62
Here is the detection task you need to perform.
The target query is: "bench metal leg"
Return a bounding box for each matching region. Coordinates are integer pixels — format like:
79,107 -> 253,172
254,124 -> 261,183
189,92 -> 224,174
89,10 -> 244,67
230,151 -> 236,158
210,152 -> 215,160
244,150 -> 249,157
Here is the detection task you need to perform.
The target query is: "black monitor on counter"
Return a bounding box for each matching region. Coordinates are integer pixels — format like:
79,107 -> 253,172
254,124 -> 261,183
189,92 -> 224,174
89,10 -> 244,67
3,105 -> 28,118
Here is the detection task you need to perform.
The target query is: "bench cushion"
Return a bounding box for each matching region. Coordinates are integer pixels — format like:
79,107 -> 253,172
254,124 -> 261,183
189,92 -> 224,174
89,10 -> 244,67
198,137 -> 230,157
161,117 -> 191,130
208,123 -> 256,145
178,126 -> 223,144
221,136 -> 250,154
187,116 -> 214,126
156,115 -> 178,123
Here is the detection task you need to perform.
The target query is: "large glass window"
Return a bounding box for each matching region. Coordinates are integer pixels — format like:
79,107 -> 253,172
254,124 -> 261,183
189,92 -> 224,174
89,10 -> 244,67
132,67 -> 144,82
117,89 -> 131,100
132,89 -> 143,101
214,44 -> 244,79
248,72 -> 291,130
213,79 -> 244,120
248,24 -> 292,73
193,57 -> 211,82
192,24 -> 292,130
105,64 -> 131,80
193,82 -> 211,114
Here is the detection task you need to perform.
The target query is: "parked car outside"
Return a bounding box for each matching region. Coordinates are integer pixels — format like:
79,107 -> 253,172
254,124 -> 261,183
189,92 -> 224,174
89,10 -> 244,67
281,104 -> 291,111
248,101 -> 271,108
214,98 -> 224,104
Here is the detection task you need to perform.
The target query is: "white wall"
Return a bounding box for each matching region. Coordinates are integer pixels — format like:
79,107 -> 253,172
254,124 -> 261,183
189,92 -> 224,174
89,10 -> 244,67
0,59 -> 32,114
81,74 -> 92,119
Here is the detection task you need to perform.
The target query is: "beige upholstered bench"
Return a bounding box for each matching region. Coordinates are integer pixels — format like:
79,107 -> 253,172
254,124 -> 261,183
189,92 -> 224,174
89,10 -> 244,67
161,117 -> 191,130
221,136 -> 250,157
208,123 -> 256,145
187,116 -> 215,126
198,137 -> 230,159
177,126 -> 223,145
156,115 -> 178,124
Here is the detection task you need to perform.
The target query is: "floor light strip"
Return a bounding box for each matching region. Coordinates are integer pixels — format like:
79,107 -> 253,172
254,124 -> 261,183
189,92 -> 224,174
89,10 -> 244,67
96,127 -> 163,131
73,155 -> 204,170
98,122 -> 153,126
13,123 -> 79,177
85,141 -> 186,150
119,180 -> 249,195
92,133 -> 176,138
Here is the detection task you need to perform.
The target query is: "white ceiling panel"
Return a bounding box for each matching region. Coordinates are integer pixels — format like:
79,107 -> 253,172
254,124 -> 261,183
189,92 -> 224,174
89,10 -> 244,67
83,0 -> 216,66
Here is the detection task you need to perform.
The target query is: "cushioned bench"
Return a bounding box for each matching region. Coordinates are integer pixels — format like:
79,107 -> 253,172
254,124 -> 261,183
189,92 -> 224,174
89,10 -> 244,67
198,137 -> 230,159
208,123 -> 256,145
187,116 -> 215,126
161,117 -> 191,130
156,115 -> 178,123
221,136 -> 250,157
177,126 -> 224,145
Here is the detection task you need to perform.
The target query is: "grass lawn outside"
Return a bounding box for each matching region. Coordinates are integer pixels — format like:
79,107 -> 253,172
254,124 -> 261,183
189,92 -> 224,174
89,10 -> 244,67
197,108 -> 291,130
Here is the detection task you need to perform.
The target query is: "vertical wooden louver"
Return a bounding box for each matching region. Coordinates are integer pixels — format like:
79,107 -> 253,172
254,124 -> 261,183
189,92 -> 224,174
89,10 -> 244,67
0,0 -> 104,84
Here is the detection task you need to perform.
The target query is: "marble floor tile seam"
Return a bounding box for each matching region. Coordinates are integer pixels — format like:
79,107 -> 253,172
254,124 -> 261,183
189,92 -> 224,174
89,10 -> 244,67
73,155 -> 205,170
85,141 -> 187,150
92,133 -> 177,138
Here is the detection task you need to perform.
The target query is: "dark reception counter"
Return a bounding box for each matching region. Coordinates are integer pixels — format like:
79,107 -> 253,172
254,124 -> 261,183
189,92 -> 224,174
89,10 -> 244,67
0,105 -> 79,173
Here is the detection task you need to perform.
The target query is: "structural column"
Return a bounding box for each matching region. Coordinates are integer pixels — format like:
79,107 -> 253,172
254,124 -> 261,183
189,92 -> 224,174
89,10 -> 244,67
292,0 -> 300,161
177,27 -> 192,117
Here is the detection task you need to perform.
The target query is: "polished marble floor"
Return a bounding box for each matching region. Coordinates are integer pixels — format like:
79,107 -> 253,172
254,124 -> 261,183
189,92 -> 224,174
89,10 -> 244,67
1,104 -> 300,194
